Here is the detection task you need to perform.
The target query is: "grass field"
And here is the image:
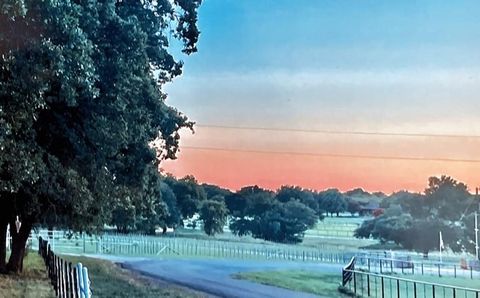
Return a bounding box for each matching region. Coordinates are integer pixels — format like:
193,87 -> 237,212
346,271 -> 480,298
27,216 -> 377,259
399,273 -> 480,289
0,252 -> 208,298
0,253 -> 54,298
63,256 -> 208,298
233,270 -> 349,298
235,270 -> 480,298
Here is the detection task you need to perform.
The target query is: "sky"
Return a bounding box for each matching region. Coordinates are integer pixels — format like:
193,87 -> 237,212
162,0 -> 480,193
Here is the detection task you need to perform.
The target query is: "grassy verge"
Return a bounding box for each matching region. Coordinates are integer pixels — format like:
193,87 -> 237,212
0,253 -> 54,298
398,273 -> 480,289
64,256 -> 210,298
233,270 -> 349,297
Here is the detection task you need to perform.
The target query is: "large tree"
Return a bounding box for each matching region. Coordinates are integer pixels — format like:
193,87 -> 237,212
0,0 -> 201,272
355,176 -> 476,257
163,175 -> 206,221
199,198 -> 228,236
316,189 -> 347,217
229,185 -> 318,243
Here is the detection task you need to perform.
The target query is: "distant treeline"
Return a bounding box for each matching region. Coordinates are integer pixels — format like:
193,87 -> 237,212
111,173 -> 385,243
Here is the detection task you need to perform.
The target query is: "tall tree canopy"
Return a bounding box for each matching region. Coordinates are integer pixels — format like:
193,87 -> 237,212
316,189 -> 347,217
355,176 -> 476,257
0,0 -> 201,272
228,185 -> 319,244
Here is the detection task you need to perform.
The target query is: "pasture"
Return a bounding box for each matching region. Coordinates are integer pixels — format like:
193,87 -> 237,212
18,216 -> 480,298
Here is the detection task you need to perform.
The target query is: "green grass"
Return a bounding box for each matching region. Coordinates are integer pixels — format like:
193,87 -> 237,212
302,236 -> 376,250
233,270 -> 349,298
403,274 -> 480,289
0,253 -> 54,298
345,271 -> 480,298
63,256 -> 207,298
235,270 -> 480,298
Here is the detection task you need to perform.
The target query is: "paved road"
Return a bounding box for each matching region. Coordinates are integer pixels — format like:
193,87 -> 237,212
88,255 -> 343,298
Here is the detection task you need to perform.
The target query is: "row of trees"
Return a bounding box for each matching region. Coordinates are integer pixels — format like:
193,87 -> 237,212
109,177 -> 370,244
0,0 -> 202,273
355,176 -> 479,257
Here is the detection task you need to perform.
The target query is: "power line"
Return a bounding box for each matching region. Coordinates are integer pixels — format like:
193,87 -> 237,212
196,124 -> 480,140
181,145 -> 480,164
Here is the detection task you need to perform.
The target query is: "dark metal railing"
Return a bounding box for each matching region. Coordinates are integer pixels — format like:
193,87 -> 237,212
342,268 -> 480,298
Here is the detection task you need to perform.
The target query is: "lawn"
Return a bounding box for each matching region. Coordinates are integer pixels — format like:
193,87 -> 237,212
344,271 -> 480,298
234,270 -> 480,298
402,273 -> 480,289
0,253 -> 54,298
64,256 -> 209,298
233,270 -> 349,298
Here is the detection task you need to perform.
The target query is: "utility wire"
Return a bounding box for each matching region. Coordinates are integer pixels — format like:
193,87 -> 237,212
196,124 -> 480,140
181,145 -> 480,164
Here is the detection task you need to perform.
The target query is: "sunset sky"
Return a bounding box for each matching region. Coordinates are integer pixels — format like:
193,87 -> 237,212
162,0 -> 480,193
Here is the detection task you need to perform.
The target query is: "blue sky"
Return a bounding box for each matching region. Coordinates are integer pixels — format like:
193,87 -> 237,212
178,0 -> 480,72
167,0 -> 480,131
163,0 -> 480,192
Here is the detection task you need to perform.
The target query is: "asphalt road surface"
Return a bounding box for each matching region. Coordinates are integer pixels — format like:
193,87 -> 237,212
91,255 -> 344,298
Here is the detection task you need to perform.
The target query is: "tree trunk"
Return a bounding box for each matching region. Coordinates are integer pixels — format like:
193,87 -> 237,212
423,250 -> 429,259
0,220 -> 7,273
6,220 -> 32,273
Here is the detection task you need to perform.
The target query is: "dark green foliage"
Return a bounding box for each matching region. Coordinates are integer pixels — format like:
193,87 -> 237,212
355,175 -> 476,256
202,183 -> 232,200
160,182 -> 182,230
254,200 -> 317,243
163,175 -> 206,220
276,186 -> 319,213
199,199 -> 228,236
346,198 -> 362,216
229,185 -> 319,243
316,189 -> 347,217
0,0 -> 201,272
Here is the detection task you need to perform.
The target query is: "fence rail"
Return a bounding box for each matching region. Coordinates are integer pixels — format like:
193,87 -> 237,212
356,256 -> 480,279
29,230 -> 359,263
39,237 -> 92,298
342,269 -> 480,298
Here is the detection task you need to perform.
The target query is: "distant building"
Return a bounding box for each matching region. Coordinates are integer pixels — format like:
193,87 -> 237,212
359,201 -> 381,216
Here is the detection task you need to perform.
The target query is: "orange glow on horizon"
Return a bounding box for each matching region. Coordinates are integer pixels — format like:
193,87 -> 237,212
162,148 -> 480,194
161,127 -> 480,194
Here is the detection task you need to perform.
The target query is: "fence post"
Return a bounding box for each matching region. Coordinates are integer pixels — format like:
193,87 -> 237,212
59,259 -> 64,298
381,276 -> 385,298
367,273 -> 370,296
353,272 -> 357,294
396,279 -> 400,298
55,256 -> 59,296
72,265 -> 79,298
65,262 -> 71,298
77,263 -> 84,298
82,266 -> 91,298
